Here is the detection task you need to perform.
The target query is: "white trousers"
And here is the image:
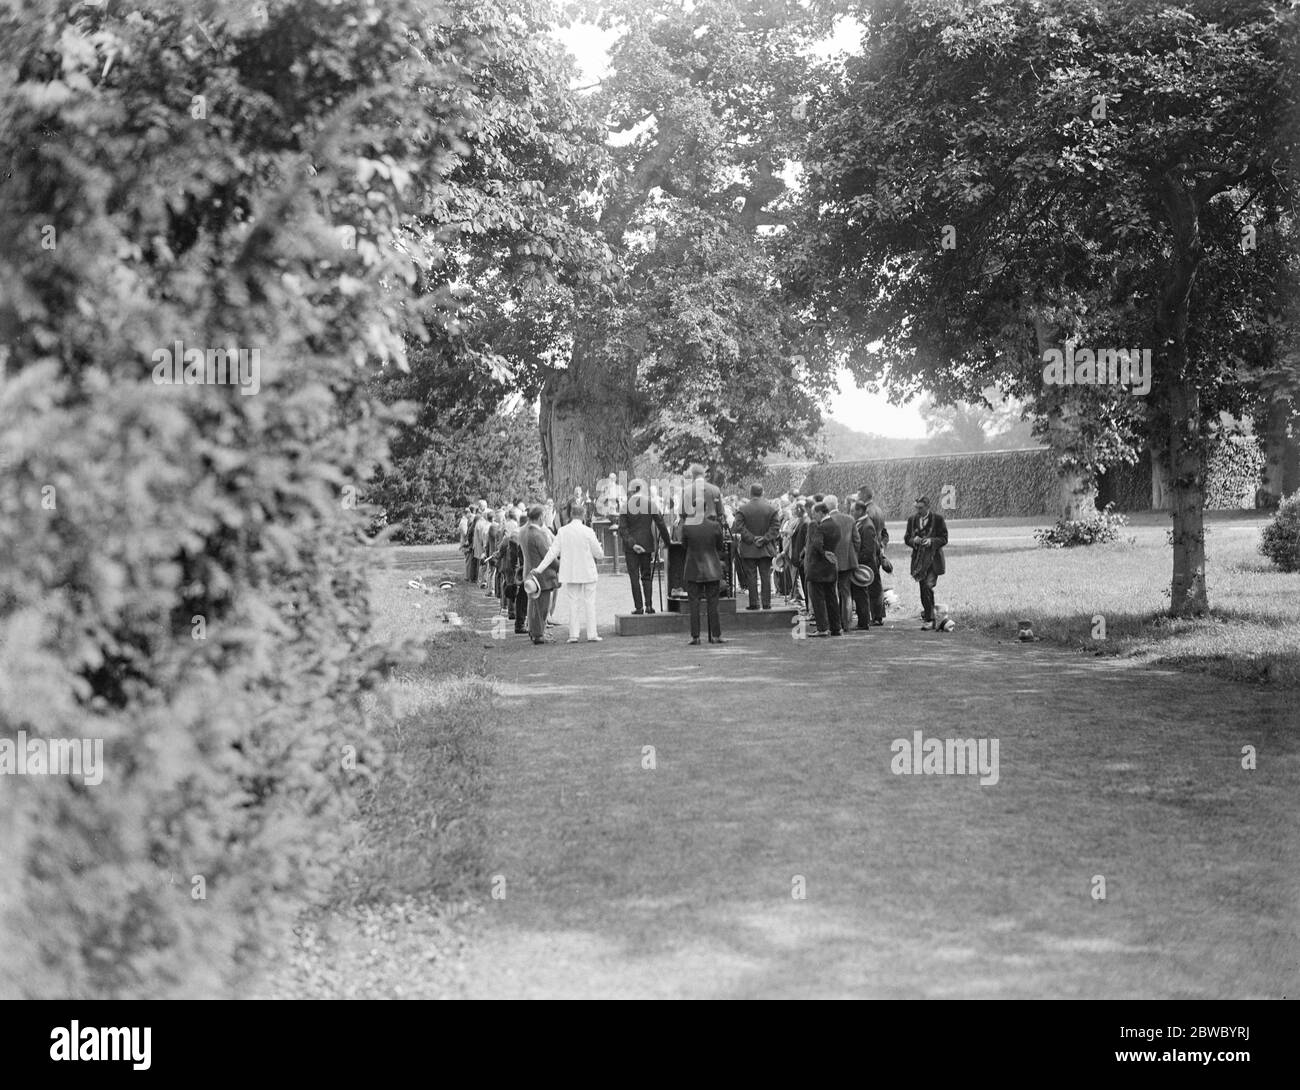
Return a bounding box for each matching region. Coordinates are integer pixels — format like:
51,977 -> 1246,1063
564,581 -> 598,639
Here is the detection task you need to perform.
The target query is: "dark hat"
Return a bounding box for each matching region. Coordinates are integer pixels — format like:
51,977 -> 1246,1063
915,495 -> 930,505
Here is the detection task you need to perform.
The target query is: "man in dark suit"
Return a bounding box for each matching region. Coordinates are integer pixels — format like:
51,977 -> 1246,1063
802,502 -> 842,637
683,462 -> 724,524
681,515 -> 726,645
825,495 -> 860,631
618,482 -> 670,615
731,484 -> 782,610
856,485 -> 888,547
856,487 -> 889,624
519,505 -> 559,644
789,502 -> 810,613
904,495 -> 949,629
850,500 -> 882,630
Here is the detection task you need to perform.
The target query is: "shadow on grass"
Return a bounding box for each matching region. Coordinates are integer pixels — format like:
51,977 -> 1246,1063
467,624 -> 1299,998
972,608 -> 1300,688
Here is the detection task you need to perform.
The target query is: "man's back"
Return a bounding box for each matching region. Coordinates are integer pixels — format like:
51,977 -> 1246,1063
554,519 -> 603,583
829,510 -> 857,571
520,523 -> 557,588
734,498 -> 779,557
682,519 -> 724,582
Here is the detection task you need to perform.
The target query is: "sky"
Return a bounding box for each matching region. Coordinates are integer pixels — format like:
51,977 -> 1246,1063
552,18 -> 929,439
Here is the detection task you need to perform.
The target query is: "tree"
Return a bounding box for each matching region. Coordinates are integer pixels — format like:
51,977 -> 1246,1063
788,0 -> 1299,613
533,0 -> 838,497
0,0 -> 492,996
916,392 -> 1040,454
362,0 -> 616,537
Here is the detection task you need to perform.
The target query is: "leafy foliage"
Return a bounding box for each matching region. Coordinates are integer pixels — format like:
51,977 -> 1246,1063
1259,493 -> 1300,572
0,0 -> 489,997
790,0 -> 1300,611
1034,505 -> 1130,549
365,404 -> 545,543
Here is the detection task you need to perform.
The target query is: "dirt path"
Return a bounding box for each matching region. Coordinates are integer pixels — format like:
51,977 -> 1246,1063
444,581 -> 1299,999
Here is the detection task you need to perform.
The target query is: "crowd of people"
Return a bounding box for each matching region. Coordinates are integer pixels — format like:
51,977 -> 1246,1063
455,467 -> 952,645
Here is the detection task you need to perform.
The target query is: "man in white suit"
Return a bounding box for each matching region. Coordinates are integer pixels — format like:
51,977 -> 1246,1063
530,513 -> 606,642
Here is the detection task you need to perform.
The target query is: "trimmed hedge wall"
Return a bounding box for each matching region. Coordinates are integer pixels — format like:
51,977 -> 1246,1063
805,437 -> 1265,520
727,461 -> 816,499
1099,436 -> 1264,513
800,449 -> 1059,520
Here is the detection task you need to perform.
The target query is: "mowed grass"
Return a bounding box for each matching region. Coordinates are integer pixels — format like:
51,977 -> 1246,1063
926,511 -> 1300,687
254,567 -> 495,998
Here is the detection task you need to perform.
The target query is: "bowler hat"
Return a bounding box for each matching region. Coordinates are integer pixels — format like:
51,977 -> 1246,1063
850,565 -> 874,587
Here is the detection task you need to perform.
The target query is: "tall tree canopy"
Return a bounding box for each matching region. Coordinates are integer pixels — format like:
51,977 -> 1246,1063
534,0 -> 838,496
787,0 -> 1299,614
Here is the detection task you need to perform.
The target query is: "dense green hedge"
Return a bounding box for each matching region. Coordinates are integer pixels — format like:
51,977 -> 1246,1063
1206,436 -> 1265,509
1099,436 -> 1264,512
0,0 -> 470,999
800,449 -> 1059,519
804,437 -> 1265,519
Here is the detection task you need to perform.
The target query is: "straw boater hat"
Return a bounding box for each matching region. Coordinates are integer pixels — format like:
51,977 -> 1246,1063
850,565 -> 874,587
524,574 -> 540,599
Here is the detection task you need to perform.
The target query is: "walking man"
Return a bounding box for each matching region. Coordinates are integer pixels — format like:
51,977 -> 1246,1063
732,483 -> 782,610
531,505 -> 606,642
904,495 -> 949,630
618,481 -> 670,615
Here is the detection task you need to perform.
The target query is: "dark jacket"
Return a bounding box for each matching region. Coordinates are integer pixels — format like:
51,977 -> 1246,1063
854,516 -> 881,567
861,500 -> 888,547
682,477 -> 724,523
682,518 -> 725,583
804,516 -> 841,582
519,523 -> 559,591
618,507 -> 670,555
732,498 -> 782,559
828,510 -> 859,572
904,512 -> 949,578
790,517 -> 809,568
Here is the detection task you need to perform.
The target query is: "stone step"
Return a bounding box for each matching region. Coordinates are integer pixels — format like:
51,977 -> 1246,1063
615,602 -> 801,636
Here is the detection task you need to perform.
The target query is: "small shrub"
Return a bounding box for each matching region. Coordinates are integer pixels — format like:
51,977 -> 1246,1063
1034,504 -> 1129,548
1259,493 -> 1300,572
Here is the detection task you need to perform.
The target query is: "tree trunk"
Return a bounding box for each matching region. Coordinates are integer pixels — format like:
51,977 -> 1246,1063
1259,397 -> 1293,503
1167,380 -> 1208,613
539,330 -> 636,501
1047,411 -> 1098,521
1157,170 -> 1209,616
1150,442 -> 1170,510
1035,318 -> 1098,520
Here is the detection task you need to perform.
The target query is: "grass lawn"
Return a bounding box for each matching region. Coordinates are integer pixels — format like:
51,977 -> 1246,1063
255,525 -> 1299,999
907,510 -> 1300,687
253,567 -> 494,998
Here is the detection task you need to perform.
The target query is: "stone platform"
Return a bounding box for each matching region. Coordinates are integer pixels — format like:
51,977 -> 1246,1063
615,598 -> 800,636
